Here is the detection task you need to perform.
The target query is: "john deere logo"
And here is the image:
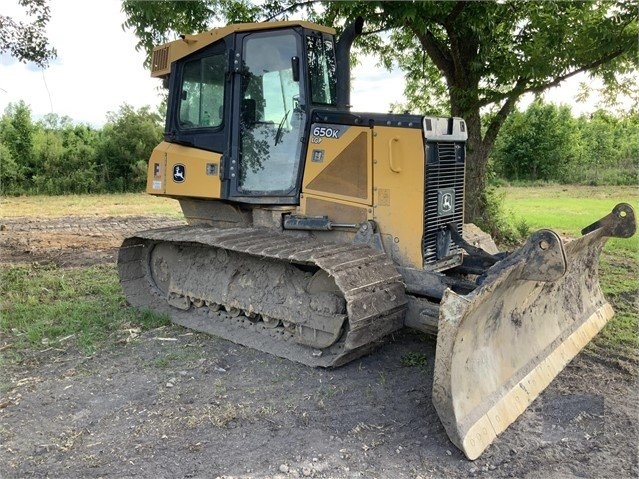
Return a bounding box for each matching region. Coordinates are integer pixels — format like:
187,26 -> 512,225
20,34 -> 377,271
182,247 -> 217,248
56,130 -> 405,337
438,188 -> 455,216
172,164 -> 186,183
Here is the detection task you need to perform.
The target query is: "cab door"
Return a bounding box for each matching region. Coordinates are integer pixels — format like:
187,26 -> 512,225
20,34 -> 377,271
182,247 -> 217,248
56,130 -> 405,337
228,29 -> 307,204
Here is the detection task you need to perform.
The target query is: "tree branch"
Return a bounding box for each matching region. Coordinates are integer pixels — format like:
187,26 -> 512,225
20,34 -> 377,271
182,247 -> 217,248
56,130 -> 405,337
442,1 -> 469,84
361,26 -> 393,36
445,1 -> 468,25
482,88 -> 523,152
411,25 -> 452,78
479,48 -> 627,108
525,49 -> 625,94
263,1 -> 320,21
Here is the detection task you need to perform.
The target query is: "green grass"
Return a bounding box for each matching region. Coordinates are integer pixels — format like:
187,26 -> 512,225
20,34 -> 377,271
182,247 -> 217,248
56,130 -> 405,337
0,263 -> 170,361
597,256 -> 638,354
400,351 -> 428,367
501,185 -> 639,257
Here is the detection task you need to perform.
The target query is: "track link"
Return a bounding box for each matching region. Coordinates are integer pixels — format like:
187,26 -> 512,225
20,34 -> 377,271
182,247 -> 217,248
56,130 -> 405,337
118,226 -> 407,367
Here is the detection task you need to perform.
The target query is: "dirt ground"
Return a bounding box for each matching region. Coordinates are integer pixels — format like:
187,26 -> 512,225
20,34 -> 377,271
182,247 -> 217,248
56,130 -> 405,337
0,216 -> 637,479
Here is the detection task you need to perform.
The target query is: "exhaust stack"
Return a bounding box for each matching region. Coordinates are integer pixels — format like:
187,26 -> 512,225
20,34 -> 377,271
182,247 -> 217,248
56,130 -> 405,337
335,16 -> 364,110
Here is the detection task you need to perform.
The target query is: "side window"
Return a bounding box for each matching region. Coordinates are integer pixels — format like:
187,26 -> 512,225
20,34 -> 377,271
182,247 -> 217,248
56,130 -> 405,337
306,34 -> 337,105
179,53 -> 225,129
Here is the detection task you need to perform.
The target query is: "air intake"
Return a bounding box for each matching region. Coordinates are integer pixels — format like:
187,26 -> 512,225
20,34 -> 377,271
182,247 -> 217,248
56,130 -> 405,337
151,46 -> 170,75
422,141 -> 465,264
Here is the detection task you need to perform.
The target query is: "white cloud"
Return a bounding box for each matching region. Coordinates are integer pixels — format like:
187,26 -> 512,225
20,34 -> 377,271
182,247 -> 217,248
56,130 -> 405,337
0,0 -> 162,127
351,56 -> 406,113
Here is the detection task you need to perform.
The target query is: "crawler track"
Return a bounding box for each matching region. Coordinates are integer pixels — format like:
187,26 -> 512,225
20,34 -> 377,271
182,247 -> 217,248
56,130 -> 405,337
118,226 -> 408,367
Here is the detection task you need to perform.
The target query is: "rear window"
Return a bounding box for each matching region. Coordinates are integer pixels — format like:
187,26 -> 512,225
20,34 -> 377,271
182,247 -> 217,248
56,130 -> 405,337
306,34 -> 337,105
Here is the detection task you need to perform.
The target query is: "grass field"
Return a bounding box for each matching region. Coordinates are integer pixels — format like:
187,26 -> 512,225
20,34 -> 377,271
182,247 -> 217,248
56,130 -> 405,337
501,185 -> 638,256
0,265 -> 169,363
0,193 -> 183,218
501,185 -> 638,231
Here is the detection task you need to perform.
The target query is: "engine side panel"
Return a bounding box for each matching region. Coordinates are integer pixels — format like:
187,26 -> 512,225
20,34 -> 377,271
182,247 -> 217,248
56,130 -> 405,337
298,121 -> 427,269
146,141 -> 223,199
372,126 -> 426,269
302,125 -> 373,206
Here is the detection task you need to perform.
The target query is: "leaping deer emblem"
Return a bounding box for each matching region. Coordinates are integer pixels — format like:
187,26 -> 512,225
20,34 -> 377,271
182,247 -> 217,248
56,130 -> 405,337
173,164 -> 185,182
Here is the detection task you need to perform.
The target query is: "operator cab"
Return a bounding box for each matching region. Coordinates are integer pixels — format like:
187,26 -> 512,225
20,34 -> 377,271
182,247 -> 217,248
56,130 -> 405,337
158,22 -> 339,204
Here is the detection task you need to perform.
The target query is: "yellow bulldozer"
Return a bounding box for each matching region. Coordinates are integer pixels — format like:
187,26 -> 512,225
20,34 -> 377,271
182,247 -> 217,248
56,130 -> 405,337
117,18 -> 636,459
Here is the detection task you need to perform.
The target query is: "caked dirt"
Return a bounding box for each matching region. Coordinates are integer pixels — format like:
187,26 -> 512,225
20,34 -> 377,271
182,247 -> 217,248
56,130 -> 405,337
0,216 -> 637,479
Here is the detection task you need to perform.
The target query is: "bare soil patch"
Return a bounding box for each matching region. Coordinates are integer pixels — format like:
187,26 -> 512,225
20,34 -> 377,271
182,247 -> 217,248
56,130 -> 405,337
1,216 -> 637,478
0,216 -> 185,267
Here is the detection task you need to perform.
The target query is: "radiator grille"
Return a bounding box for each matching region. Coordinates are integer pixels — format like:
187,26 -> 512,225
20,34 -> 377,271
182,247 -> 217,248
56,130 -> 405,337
423,141 -> 465,265
152,46 -> 170,74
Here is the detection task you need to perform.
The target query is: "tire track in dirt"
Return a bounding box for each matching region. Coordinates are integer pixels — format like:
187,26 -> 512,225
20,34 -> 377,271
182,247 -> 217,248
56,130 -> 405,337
1,216 -> 185,235
0,215 -> 186,267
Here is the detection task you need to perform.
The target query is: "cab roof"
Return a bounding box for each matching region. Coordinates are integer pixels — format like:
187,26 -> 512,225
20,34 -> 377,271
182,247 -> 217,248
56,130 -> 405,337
151,20 -> 336,78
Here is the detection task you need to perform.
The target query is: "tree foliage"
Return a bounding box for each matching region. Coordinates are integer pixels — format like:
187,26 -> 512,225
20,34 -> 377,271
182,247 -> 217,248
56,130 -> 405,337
0,0 -> 56,67
491,101 -> 579,182
120,1 -> 636,224
0,100 -> 36,192
0,103 -> 163,195
32,116 -> 100,194
491,102 -> 639,186
96,104 -> 164,192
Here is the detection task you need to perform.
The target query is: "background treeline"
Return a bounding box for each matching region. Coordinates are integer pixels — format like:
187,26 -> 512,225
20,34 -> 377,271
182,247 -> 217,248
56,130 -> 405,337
0,101 -> 163,195
0,99 -> 637,196
490,101 -> 638,186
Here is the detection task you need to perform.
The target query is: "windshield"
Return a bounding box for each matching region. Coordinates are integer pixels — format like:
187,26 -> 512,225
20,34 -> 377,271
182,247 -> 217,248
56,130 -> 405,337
238,31 -> 304,194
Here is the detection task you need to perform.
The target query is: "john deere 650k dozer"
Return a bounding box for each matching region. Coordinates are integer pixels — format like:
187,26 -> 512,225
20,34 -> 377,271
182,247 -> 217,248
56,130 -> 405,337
117,18 -> 636,459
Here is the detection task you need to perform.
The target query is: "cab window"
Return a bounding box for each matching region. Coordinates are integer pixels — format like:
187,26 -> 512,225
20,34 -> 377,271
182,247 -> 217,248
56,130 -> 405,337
178,53 -> 225,129
306,34 -> 337,105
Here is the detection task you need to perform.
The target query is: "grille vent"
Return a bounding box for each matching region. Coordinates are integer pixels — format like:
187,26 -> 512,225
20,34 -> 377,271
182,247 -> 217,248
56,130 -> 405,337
422,141 -> 465,265
152,46 -> 170,74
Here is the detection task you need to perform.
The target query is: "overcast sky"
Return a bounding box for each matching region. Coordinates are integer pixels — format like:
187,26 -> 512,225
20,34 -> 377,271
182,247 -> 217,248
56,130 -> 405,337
1,0 -> 602,128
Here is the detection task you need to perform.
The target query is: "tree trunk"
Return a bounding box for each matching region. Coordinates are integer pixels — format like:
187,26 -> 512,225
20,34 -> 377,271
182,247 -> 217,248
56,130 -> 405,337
450,99 -> 490,224
451,90 -> 516,225
464,116 -> 490,224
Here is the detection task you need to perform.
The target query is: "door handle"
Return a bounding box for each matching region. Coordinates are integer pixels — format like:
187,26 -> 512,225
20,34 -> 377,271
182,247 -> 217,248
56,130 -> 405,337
389,137 -> 401,173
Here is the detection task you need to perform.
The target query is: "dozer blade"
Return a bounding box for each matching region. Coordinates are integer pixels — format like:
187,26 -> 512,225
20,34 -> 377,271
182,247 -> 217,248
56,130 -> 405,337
433,203 -> 636,460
